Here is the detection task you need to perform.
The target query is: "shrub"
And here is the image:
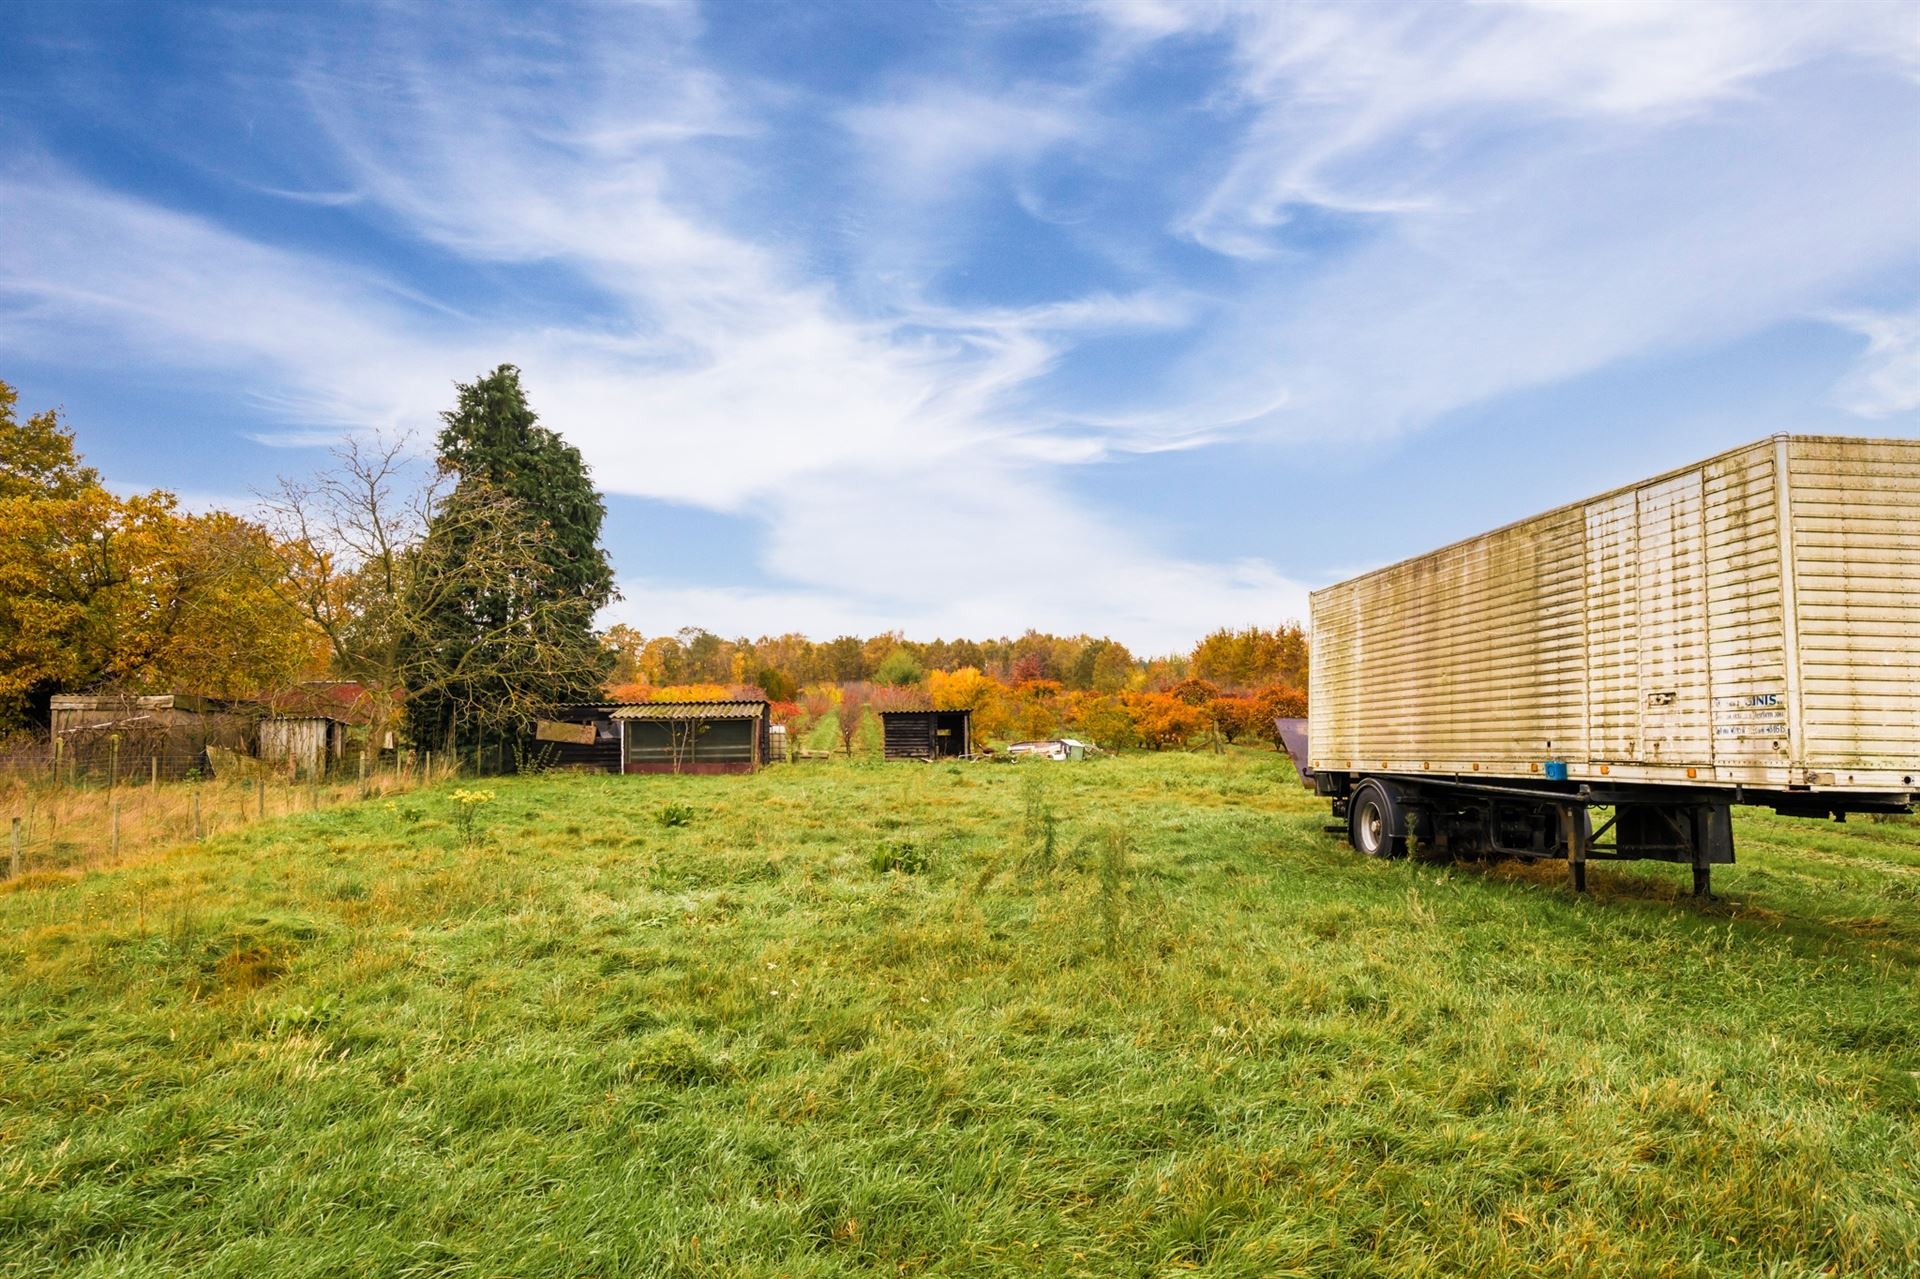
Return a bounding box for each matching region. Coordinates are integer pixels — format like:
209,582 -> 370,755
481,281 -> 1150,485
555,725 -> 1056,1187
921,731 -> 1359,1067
870,839 -> 931,875
449,788 -> 494,848
874,648 -> 924,687
655,803 -> 696,829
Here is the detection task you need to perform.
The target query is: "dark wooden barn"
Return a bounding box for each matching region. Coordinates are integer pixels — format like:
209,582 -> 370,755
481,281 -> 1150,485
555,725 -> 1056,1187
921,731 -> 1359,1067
532,700 -> 773,775
531,704 -> 624,772
880,709 -> 973,761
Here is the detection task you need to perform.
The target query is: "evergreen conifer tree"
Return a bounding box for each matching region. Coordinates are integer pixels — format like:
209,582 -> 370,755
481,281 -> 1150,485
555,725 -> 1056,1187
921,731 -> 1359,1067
402,365 -> 615,752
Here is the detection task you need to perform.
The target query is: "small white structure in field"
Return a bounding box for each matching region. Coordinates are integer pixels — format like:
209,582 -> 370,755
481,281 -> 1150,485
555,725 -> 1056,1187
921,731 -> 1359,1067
258,716 -> 348,777
1006,738 -> 1094,761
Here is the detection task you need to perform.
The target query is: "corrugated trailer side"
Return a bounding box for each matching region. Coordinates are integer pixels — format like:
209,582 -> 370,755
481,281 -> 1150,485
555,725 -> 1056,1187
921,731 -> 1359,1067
1786,437 -> 1920,780
1308,438 -> 1795,784
1699,442 -> 1788,784
1309,502 -> 1589,775
1293,434 -> 1917,898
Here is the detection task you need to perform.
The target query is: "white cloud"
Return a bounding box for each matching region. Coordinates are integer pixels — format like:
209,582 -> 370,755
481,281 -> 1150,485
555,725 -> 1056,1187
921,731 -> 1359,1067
610,467 -> 1310,653
5,0 -> 1914,655
1075,0 -> 1920,439
1831,307 -> 1920,419
0,5 -> 1310,653
1093,0 -> 1920,257
0,165 -> 490,440
841,86 -> 1082,196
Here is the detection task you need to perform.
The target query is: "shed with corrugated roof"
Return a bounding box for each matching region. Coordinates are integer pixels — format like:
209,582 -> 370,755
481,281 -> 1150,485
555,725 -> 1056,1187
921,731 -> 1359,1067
613,700 -> 771,774
532,700 -> 772,774
879,709 -> 973,761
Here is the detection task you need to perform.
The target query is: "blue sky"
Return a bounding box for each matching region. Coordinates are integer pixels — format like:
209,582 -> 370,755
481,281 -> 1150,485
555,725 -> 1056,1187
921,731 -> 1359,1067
4,0 -> 1918,653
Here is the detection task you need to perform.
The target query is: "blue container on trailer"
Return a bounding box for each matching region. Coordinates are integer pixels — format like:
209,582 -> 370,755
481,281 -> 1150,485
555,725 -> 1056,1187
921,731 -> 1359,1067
1543,759 -> 1569,781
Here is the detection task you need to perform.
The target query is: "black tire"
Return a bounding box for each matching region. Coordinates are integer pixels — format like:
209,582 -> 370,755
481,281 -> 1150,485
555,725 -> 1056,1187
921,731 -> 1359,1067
1348,780 -> 1406,859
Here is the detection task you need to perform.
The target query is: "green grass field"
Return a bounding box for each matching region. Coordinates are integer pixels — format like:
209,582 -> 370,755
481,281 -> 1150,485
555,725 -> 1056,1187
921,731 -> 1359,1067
2,750 -> 1917,1277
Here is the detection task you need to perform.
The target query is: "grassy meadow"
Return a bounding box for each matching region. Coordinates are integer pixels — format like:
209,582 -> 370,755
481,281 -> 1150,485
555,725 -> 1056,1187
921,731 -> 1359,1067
2,748 -> 1917,1277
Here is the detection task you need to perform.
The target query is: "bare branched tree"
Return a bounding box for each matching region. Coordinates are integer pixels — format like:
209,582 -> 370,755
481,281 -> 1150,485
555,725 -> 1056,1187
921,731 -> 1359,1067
258,435 -> 431,746
836,681 -> 868,756
258,435 -> 607,751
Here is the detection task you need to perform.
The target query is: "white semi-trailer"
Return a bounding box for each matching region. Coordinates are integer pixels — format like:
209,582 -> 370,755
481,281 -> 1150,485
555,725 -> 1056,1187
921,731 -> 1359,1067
1277,435 -> 1919,896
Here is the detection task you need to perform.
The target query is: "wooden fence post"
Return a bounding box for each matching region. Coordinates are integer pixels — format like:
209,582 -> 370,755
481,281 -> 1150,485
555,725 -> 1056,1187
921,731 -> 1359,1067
9,817 -> 19,879
110,736 -> 120,793
193,788 -> 202,841
52,737 -> 63,786
150,756 -> 159,787
257,776 -> 266,820
358,752 -> 367,799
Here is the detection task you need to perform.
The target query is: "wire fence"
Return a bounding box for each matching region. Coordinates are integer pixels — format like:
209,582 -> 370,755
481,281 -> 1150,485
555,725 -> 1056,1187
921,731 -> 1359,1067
0,749 -> 459,883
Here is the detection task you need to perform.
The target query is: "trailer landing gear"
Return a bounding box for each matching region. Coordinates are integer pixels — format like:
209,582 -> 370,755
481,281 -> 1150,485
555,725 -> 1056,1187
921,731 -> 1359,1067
1559,803 -> 1589,894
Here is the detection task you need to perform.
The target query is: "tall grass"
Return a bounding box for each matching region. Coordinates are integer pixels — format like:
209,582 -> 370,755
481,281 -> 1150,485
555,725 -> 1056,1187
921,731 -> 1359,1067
0,762 -> 436,883
0,749 -> 1916,1276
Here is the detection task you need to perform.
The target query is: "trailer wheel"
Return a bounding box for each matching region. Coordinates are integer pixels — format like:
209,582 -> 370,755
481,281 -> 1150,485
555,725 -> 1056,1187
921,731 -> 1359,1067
1348,780 -> 1406,858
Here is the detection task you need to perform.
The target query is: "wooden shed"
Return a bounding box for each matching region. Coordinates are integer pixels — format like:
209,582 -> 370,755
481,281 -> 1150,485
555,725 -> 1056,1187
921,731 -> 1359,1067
50,693 -> 254,782
531,700 -> 772,775
257,717 -> 349,778
257,682 -> 381,779
881,709 -> 973,761
613,700 -> 771,774
532,704 -> 624,772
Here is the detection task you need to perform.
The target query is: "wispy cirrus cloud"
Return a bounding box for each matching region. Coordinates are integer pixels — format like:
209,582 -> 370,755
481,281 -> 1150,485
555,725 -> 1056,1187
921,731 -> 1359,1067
2,0 -> 1915,651
1072,0 -> 1920,442
1831,308 -> 1920,419
1100,0 -> 1920,256
0,2 -> 1312,649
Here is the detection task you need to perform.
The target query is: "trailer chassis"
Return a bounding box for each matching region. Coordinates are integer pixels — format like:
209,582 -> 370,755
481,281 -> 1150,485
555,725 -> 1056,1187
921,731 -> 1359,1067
1273,721 -> 1914,897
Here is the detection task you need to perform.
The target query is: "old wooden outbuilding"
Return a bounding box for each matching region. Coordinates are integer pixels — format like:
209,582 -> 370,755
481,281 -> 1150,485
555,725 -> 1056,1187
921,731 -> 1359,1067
880,709 -> 973,761
533,700 -> 773,774
257,681 -> 379,779
50,693 -> 254,782
257,717 -> 347,777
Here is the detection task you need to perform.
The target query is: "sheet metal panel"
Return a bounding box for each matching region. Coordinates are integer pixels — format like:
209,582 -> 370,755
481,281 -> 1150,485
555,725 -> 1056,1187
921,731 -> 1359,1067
1787,437 -> 1920,772
1702,443 -> 1790,781
1633,469 -> 1712,768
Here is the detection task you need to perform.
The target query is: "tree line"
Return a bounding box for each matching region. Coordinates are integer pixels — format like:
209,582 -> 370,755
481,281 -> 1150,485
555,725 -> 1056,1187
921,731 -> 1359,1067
604,623 -> 1306,704
600,625 -> 1309,754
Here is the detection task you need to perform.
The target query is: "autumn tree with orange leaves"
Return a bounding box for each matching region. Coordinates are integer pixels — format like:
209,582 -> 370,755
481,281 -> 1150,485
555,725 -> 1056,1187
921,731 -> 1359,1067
0,380 -> 320,729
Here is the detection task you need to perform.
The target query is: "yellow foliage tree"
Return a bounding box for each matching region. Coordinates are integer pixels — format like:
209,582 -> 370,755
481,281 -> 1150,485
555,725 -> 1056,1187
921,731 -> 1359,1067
929,666 -> 995,713
0,380 -> 322,727
930,666 -> 1010,742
